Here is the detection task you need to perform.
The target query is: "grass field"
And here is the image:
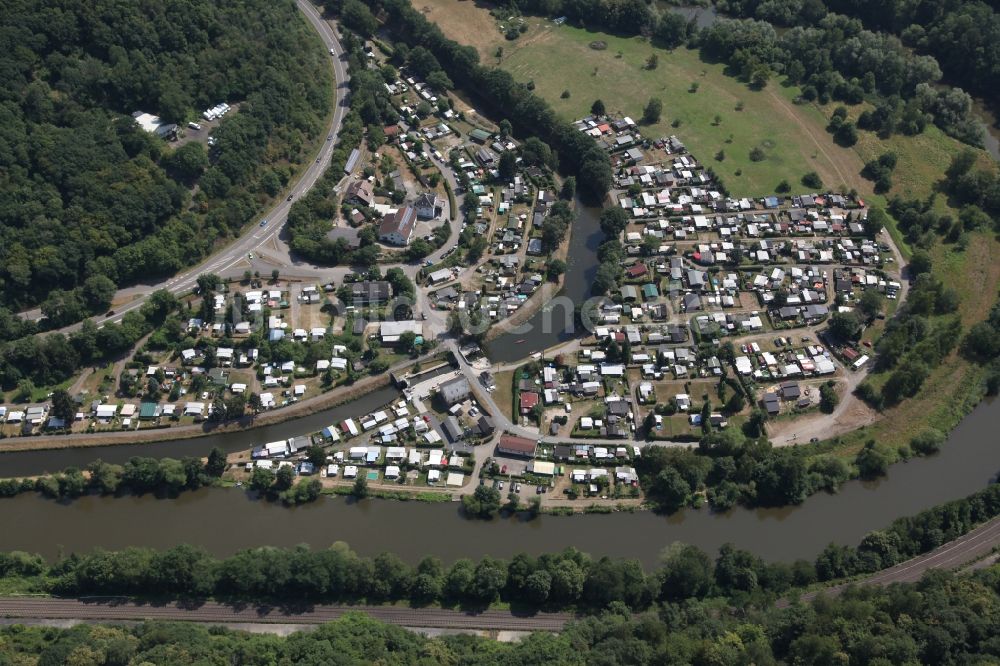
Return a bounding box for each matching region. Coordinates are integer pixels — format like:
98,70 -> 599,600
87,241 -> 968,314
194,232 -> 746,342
493,369 -> 515,422
417,0 -> 992,204
501,26 -> 869,197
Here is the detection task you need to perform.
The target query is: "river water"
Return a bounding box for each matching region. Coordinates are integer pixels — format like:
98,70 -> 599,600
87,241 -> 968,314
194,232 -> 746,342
2,13 -> 999,568
1,398 -> 996,567
487,203 -> 604,363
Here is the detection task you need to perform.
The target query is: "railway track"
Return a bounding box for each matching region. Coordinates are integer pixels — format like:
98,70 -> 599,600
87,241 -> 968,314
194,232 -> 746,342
8,517 -> 1000,628
0,597 -> 574,631
779,514 -> 1000,607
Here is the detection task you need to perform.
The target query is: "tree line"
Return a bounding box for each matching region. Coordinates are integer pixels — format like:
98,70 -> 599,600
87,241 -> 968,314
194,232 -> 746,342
508,0 -> 984,146
635,409 -> 949,514
961,296 -> 1000,396
851,266 -> 962,408
285,30 -> 396,266
0,0 -> 331,320
3,479 -> 1000,613
6,571 -> 1000,666
0,289 -> 178,395
0,449 -> 227,501
818,0 -> 1000,114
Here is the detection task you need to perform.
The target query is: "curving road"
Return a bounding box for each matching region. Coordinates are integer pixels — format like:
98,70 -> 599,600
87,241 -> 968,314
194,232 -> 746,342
20,0 -> 351,332
0,597 -> 574,632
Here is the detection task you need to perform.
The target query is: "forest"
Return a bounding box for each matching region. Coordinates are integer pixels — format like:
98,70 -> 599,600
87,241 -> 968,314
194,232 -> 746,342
0,0 -> 331,317
5,561 -> 1000,663
720,0 -> 1000,113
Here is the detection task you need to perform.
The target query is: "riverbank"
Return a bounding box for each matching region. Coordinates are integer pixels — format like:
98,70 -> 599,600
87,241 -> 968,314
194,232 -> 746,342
0,354 -> 445,454
0,397 -> 996,566
482,193 -> 574,344
483,281 -> 561,343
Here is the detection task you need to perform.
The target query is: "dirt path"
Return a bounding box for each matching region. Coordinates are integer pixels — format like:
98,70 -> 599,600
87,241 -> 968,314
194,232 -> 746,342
766,89 -> 864,193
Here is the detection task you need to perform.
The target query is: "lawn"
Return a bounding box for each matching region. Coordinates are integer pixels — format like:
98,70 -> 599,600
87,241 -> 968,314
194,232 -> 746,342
418,0 -> 989,204
414,0 -> 869,198
493,369 -> 515,421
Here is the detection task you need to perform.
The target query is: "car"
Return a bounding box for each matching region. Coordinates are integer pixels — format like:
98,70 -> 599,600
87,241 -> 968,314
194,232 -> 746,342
498,481 -> 504,490
421,313 -> 427,320
810,437 -> 819,443
187,122 -> 202,131
259,219 -> 268,227
327,135 -> 333,141
105,310 -> 115,317
329,48 -> 336,56
286,194 -> 293,201
863,340 -> 873,348
536,486 -> 543,494
316,158 -> 321,163
515,483 -> 521,493
500,465 -> 507,474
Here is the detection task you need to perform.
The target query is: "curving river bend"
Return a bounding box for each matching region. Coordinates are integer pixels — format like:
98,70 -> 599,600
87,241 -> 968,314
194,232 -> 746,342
0,394 -> 996,567
2,43 -> 999,564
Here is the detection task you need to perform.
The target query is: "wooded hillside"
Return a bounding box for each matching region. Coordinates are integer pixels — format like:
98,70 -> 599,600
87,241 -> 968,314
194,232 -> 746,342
0,0 -> 331,319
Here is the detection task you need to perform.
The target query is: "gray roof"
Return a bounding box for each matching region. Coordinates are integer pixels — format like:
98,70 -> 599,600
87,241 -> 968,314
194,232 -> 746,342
442,416 -> 463,442
439,376 -> 471,405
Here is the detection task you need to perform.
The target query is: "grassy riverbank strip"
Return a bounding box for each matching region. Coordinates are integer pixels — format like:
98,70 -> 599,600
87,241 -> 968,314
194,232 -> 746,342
325,486 -> 453,502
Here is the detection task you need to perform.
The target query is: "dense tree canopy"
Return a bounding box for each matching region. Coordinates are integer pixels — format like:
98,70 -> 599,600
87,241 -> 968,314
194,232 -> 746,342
9,572 -> 1000,666
0,0 -> 331,314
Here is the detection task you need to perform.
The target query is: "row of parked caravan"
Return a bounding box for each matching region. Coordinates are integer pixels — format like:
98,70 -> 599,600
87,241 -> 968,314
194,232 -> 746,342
201,102 -> 232,122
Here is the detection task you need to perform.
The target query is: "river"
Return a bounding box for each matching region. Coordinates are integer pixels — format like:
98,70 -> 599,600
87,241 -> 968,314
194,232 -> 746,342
2,7 -> 999,569
1,398 -> 997,568
487,203 -> 604,363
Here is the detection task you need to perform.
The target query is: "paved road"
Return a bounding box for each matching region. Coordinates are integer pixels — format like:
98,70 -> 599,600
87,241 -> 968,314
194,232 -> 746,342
0,597 -> 574,632
779,514 -> 1000,608
20,0 -> 351,331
